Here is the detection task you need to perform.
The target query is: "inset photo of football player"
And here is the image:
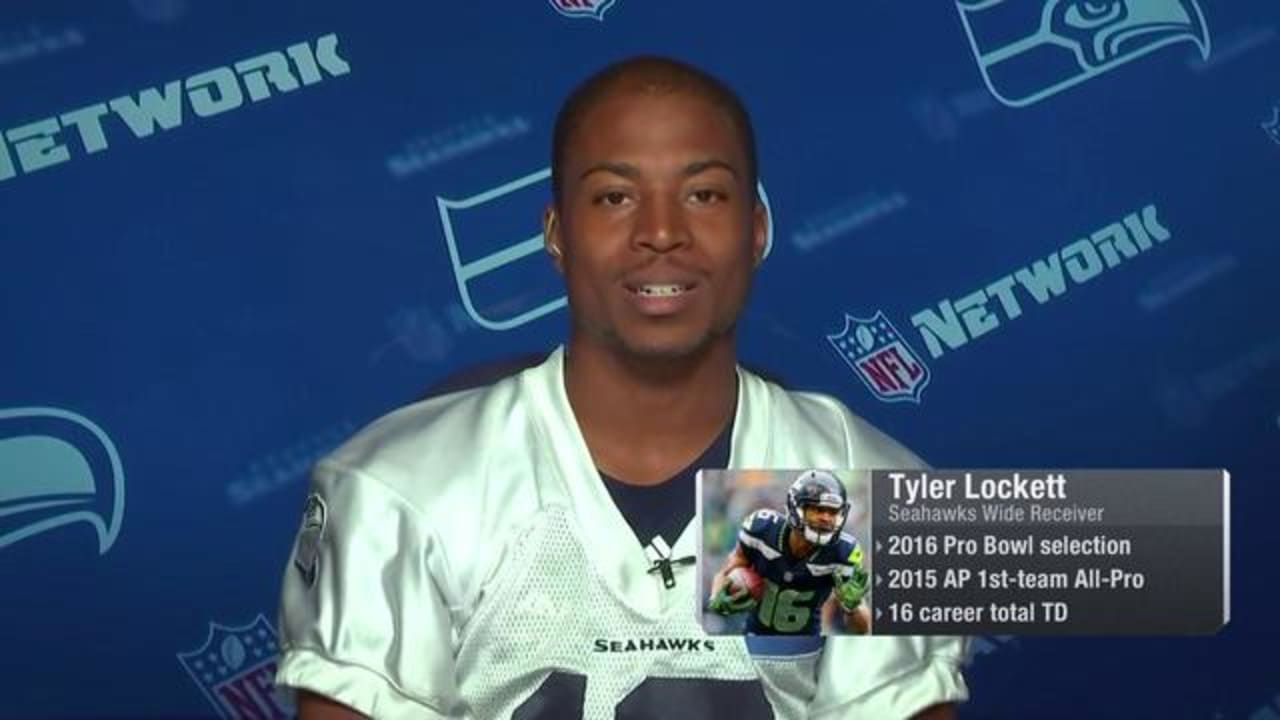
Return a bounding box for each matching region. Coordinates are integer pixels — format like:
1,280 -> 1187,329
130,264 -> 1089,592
698,469 -> 871,637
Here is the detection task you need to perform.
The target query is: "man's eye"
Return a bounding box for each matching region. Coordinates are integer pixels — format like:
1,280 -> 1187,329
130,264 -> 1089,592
689,189 -> 725,205
594,191 -> 629,206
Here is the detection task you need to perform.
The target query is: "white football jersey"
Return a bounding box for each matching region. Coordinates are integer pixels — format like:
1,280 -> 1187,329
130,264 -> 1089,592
276,347 -> 968,719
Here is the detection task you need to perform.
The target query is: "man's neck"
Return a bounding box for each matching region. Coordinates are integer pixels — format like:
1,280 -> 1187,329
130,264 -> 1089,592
786,527 -> 816,559
564,335 -> 737,486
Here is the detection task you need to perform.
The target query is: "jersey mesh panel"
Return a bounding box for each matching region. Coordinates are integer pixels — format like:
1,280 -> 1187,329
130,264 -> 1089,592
453,506 -> 816,719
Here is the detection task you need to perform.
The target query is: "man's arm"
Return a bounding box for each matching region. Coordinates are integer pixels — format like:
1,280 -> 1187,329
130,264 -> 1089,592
707,542 -> 756,614
821,594 -> 871,635
827,548 -> 870,634
847,605 -> 871,634
277,463 -> 461,718
710,542 -> 751,595
841,601 -> 871,634
297,690 -> 366,720
913,704 -> 957,720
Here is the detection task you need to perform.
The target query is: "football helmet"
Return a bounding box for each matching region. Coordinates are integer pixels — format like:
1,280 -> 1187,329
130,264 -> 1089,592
786,470 -> 848,545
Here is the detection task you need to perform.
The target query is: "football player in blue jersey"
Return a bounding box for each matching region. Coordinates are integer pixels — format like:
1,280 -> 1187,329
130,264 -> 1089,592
709,470 -> 871,635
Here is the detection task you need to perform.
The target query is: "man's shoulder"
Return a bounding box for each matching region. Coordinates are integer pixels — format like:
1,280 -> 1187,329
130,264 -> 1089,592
741,507 -> 787,541
820,532 -> 863,567
317,372 -> 531,505
747,374 -> 928,469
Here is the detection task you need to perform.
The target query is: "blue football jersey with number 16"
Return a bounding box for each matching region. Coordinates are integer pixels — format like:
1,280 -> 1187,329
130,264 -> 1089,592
738,508 -> 862,635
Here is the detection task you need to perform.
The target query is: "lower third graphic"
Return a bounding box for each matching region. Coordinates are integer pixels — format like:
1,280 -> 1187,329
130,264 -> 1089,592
827,312 -> 932,403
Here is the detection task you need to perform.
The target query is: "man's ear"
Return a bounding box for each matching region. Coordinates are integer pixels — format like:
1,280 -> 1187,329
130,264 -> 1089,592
543,203 -> 565,273
751,199 -> 768,267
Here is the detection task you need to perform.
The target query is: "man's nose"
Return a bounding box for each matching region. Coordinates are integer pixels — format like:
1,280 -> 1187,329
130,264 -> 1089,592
633,193 -> 689,253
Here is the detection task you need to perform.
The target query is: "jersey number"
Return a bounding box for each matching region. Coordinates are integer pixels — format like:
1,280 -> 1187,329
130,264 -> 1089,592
742,508 -> 783,530
512,671 -> 773,719
755,580 -> 815,633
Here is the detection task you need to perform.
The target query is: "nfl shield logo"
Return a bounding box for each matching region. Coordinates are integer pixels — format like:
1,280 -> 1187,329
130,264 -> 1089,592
177,614 -> 293,719
548,0 -> 619,21
827,312 -> 931,403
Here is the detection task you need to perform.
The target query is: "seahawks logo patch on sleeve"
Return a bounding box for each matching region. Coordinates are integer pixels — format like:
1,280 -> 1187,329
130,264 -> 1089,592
293,493 -> 326,587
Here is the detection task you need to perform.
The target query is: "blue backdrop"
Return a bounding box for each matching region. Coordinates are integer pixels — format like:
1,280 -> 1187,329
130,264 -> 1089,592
2,1 -> 1278,717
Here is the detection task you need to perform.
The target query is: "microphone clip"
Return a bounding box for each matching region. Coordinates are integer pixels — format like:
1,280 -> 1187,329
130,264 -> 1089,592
644,535 -> 695,589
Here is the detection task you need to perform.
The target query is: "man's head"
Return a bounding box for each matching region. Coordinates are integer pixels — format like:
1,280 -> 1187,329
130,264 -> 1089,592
786,470 -> 849,546
544,56 -> 766,361
550,56 -> 758,205
802,505 -> 842,534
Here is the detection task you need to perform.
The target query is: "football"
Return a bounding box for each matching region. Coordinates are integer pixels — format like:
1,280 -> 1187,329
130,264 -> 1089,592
726,566 -> 765,602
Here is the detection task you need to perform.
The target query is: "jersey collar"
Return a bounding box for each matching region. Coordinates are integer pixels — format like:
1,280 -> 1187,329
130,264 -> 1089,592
522,346 -> 775,618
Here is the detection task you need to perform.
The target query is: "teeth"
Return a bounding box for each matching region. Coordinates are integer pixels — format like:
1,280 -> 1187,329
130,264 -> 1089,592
636,284 -> 687,297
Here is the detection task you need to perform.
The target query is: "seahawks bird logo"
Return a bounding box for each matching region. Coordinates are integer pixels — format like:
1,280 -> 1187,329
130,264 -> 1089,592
1262,106 -> 1280,146
547,0 -> 619,22
0,407 -> 125,555
956,0 -> 1210,107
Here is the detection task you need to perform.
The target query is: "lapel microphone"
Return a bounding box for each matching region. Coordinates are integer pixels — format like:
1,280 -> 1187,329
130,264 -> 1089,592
644,535 -> 696,589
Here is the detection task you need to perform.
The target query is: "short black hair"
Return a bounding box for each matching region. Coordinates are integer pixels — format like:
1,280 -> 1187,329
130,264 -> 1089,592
550,55 -> 758,205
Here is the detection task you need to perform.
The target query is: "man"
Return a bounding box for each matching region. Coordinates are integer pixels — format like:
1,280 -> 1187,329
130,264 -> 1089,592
277,56 -> 968,719
708,470 -> 872,635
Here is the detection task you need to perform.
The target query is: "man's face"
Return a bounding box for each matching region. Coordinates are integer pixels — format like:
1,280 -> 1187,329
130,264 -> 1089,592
803,505 -> 840,533
546,88 -> 766,360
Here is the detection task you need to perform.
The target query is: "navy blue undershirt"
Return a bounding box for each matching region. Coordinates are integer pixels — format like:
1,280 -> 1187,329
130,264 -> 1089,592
599,418 -> 733,548
598,410 -> 824,659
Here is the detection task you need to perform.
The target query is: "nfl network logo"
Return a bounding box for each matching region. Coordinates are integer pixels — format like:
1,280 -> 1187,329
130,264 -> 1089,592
177,614 -> 293,719
827,312 -> 931,404
548,0 -> 619,21
956,0 -> 1210,107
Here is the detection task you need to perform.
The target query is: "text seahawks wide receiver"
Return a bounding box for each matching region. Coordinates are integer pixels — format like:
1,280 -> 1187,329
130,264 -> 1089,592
277,56 -> 967,719
709,471 -> 871,635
